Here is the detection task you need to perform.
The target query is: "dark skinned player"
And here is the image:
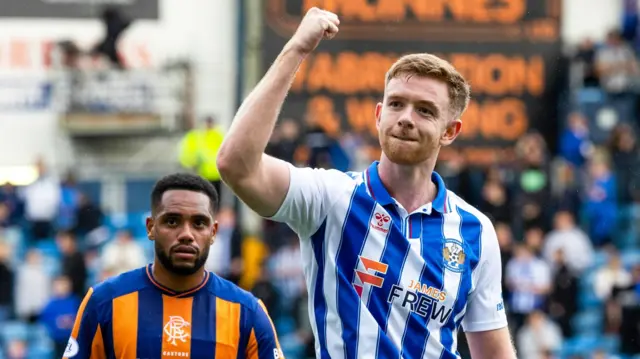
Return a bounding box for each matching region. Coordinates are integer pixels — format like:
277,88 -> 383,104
64,173 -> 284,359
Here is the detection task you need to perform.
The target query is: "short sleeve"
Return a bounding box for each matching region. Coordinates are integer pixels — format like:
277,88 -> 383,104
268,163 -> 355,238
64,288 -> 105,359
461,223 -> 508,333
245,300 -> 285,359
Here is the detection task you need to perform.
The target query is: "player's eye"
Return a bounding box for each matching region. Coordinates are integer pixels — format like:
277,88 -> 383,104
388,101 -> 402,108
193,219 -> 207,228
417,107 -> 433,116
165,218 -> 179,227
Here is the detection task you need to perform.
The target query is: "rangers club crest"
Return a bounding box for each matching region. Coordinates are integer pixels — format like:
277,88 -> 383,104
443,240 -> 466,273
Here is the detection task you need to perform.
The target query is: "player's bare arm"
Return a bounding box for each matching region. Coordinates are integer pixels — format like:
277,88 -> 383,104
217,8 -> 339,217
466,327 -> 517,359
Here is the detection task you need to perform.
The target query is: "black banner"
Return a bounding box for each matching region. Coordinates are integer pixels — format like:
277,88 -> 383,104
0,0 -> 158,19
261,0 -> 563,164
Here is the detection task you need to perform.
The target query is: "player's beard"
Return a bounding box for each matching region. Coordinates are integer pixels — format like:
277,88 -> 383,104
379,130 -> 438,165
155,241 -> 210,276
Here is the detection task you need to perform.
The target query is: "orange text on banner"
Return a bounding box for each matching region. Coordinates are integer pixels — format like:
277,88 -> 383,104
301,0 -> 526,24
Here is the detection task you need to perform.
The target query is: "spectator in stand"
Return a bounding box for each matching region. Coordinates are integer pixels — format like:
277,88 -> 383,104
543,210 -> 594,274
524,226 -> 545,258
516,310 -> 563,359
14,249 -> 50,323
596,29 -> 639,95
514,133 -> 551,231
496,222 -> 514,301
100,229 -> 146,277
618,264 -> 640,355
584,155 -> 618,247
56,230 -> 87,300
0,241 -> 13,323
594,248 -> 632,301
479,172 -> 512,224
179,115 -> 226,196
21,158 -> 60,241
292,284 -> 314,359
608,124 -> 640,205
548,249 -> 579,337
559,112 -> 592,168
5,339 -> 27,359
39,275 -> 80,358
574,38 -> 600,88
251,260 -> 280,318
551,160 -> 582,217
266,118 -> 302,164
73,192 -> 104,245
506,243 -> 552,331
303,114 -> 335,169
269,235 -> 305,309
0,182 -> 24,227
58,172 -> 80,231
204,206 -> 239,279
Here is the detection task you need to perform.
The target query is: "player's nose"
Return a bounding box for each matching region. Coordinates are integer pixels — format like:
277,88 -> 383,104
176,224 -> 196,242
397,111 -> 415,129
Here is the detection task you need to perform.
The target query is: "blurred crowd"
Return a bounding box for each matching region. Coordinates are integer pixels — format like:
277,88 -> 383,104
2,13 -> 640,359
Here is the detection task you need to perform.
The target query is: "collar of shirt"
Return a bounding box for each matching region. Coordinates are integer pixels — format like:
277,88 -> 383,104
364,161 -> 451,215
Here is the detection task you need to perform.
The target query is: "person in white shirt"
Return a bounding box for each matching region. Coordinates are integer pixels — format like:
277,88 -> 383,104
543,210 -> 594,274
100,229 -> 146,277
217,7 -> 515,359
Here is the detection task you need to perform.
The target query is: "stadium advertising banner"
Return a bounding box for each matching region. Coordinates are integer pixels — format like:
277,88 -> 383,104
262,0 -> 562,164
0,0 -> 158,19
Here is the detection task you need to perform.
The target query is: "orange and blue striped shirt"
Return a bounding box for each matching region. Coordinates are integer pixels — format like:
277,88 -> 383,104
63,264 -> 284,359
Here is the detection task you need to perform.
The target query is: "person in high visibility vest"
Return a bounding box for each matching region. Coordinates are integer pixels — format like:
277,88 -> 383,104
179,116 -> 225,197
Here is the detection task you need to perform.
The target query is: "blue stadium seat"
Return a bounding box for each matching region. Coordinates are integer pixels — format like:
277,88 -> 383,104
275,316 -> 296,336
621,249 -> 640,267
127,212 -> 149,239
27,324 -> 50,344
105,213 -> 128,231
572,309 -> 603,335
578,289 -> 602,310
0,321 -> 29,342
33,238 -> 59,259
598,335 -> 620,353
27,346 -> 53,359
564,334 -> 602,355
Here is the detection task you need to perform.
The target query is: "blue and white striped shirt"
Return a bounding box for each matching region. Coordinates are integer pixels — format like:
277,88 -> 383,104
270,161 -> 507,359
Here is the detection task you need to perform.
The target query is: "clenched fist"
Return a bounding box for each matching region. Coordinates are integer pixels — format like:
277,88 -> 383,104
288,7 -> 340,55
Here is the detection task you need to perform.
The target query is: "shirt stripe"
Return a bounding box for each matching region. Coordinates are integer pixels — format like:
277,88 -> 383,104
309,221 -> 329,359
214,298 -> 241,359
112,291 -> 139,359
137,288 -> 163,359
337,183 -> 377,359
190,292 -> 216,358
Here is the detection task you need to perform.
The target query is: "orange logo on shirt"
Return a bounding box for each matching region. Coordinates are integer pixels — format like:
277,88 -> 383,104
353,256 -> 388,297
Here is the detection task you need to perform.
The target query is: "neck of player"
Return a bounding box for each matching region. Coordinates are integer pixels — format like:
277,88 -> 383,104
152,261 -> 206,293
378,154 -> 438,213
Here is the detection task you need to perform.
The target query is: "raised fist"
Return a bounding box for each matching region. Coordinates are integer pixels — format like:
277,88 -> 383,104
288,7 -> 340,55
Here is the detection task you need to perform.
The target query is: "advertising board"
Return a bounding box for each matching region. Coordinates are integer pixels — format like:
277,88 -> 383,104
262,0 -> 563,164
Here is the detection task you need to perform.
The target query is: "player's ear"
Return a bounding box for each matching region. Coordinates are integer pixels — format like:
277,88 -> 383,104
440,118 -> 462,146
146,216 -> 155,241
210,221 -> 218,245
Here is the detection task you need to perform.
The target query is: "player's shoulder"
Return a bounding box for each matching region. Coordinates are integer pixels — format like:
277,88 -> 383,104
206,273 -> 263,312
89,266 -> 149,306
